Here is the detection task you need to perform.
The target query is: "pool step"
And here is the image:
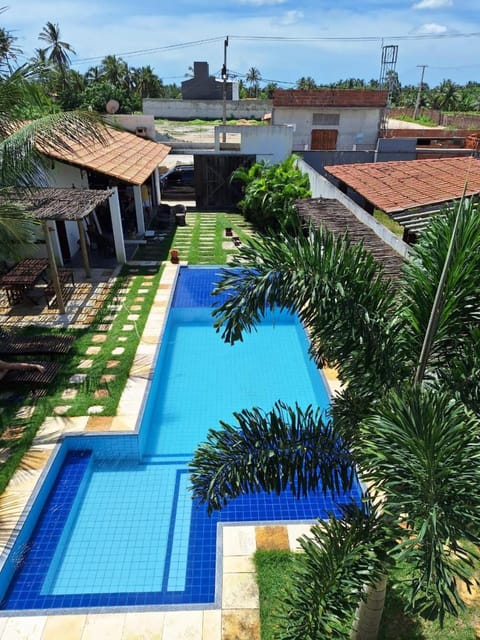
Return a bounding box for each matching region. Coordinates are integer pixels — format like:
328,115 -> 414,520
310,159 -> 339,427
142,453 -> 191,466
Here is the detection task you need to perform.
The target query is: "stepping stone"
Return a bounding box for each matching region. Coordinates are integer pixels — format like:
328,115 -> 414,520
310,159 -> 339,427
86,346 -> 101,355
78,359 -> 94,369
62,388 -> 78,400
87,405 -> 105,415
69,373 -> 87,385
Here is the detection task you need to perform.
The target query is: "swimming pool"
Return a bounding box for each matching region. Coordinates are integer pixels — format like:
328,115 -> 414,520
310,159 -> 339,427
0,266 -> 360,611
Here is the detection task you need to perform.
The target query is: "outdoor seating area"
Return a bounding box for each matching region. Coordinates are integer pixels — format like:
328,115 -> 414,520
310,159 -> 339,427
2,361 -> 61,385
0,333 -> 74,356
0,258 -> 49,306
0,259 -> 76,311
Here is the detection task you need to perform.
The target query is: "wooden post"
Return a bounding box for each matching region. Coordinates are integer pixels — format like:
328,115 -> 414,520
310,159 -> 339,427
77,219 -> 91,279
42,220 -> 65,314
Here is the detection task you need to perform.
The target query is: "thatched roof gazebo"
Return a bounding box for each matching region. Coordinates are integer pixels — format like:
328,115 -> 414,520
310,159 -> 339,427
2,187 -> 113,313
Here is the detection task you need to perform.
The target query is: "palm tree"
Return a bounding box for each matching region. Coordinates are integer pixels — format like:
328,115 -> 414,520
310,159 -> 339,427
131,65 -> 161,98
190,199 -> 480,639
245,66 -> 261,98
296,76 -> 317,90
0,67 -> 105,261
100,55 -> 129,88
38,21 -> 76,76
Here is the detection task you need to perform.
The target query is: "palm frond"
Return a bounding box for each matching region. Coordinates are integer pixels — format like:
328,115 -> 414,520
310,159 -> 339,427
398,198 -> 480,379
212,225 -> 400,391
358,386 -> 480,623
189,401 -> 354,513
0,109 -> 107,186
277,500 -> 391,640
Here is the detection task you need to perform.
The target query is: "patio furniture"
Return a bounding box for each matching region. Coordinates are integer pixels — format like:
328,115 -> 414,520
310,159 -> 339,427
0,258 -> 49,306
44,270 -> 75,309
2,361 -> 61,385
0,334 -> 74,356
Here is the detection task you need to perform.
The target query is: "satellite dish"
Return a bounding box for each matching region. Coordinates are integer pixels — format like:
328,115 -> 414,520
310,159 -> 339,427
106,99 -> 120,114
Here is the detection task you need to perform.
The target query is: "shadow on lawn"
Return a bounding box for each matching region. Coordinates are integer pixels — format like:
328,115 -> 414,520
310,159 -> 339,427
379,588 -> 425,640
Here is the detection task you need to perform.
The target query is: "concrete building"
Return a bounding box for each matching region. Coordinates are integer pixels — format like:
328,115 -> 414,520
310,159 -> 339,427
181,61 -> 238,101
272,89 -> 388,152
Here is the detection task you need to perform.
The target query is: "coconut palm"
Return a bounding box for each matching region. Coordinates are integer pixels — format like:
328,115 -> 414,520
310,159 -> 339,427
296,76 -> 317,90
245,66 -> 261,98
38,21 -> 76,75
190,198 -> 480,639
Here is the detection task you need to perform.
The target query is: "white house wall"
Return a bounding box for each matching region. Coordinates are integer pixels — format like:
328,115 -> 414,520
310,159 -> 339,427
273,107 -> 382,151
45,161 -> 89,263
214,125 -> 293,163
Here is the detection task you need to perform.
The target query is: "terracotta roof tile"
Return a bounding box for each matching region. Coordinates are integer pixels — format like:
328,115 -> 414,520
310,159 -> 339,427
39,126 -> 171,185
325,157 -> 480,213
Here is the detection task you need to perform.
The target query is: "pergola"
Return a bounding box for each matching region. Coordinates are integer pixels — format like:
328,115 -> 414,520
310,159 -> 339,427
2,187 -> 113,313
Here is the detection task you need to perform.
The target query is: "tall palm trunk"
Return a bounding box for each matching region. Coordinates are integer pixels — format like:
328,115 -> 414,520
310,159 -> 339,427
350,575 -> 387,640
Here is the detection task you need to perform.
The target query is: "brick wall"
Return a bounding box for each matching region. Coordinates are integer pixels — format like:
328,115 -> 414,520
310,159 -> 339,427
273,89 -> 388,108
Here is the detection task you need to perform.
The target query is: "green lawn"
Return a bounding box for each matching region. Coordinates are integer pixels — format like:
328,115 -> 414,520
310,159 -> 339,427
255,549 -> 480,640
0,212 -> 256,495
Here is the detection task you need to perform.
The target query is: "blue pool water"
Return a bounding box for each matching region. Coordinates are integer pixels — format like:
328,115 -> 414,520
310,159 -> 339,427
0,267 -> 360,611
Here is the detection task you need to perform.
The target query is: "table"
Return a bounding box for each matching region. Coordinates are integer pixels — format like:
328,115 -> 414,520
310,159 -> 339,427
0,258 -> 49,305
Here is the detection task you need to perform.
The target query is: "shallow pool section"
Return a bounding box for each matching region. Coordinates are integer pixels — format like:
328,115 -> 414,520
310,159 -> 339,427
0,266 -> 360,611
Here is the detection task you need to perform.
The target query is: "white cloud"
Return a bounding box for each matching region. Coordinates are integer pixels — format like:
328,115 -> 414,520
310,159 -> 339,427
412,0 -> 453,9
238,0 -> 287,5
416,22 -> 449,33
277,10 -> 304,25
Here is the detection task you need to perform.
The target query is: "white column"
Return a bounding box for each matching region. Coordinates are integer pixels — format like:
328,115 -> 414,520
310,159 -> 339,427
109,187 -> 127,264
133,184 -> 145,236
154,167 -> 161,205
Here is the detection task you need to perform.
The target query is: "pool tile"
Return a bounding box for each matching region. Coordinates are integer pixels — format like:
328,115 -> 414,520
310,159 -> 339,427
2,615 -> 47,640
287,523 -> 316,551
82,614 -> 125,640
42,614 -> 86,640
222,556 -> 255,573
163,611 -> 203,640
202,610 -> 221,640
85,416 -> 113,432
222,573 -> 259,609
255,525 -> 289,550
122,611 -> 165,639
222,526 -> 256,556
221,609 -> 260,640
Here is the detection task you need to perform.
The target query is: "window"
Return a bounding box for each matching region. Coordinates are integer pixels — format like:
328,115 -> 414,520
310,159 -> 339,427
312,113 -> 340,126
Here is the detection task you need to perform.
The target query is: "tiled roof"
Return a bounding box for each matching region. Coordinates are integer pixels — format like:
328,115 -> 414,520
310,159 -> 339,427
273,89 -> 388,108
324,156 -> 480,213
296,198 -> 405,282
39,126 -> 171,185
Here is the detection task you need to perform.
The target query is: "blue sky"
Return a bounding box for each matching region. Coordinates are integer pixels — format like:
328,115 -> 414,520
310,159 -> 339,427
5,0 -> 480,88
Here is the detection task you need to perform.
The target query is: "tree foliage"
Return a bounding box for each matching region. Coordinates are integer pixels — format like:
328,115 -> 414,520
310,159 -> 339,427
190,197 -> 480,638
231,155 -> 311,231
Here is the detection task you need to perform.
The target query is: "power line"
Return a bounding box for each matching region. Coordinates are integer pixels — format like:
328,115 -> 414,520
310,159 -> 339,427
68,31 -> 480,67
71,36 -> 223,66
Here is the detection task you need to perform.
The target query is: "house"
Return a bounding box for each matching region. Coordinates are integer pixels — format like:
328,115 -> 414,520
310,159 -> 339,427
37,126 -> 170,265
271,89 -> 388,152
323,156 -> 480,241
181,61 -> 239,101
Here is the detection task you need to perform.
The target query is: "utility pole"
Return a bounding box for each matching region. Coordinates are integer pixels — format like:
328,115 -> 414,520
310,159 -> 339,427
413,64 -> 427,120
222,36 -> 229,143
